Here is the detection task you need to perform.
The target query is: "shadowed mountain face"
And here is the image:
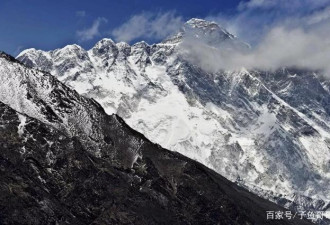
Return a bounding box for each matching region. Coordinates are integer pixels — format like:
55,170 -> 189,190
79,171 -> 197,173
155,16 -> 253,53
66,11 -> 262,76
16,18 -> 330,213
0,52 -> 315,224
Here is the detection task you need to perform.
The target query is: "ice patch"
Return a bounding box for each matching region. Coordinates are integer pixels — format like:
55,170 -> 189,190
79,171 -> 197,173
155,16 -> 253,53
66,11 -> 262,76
17,114 -> 27,137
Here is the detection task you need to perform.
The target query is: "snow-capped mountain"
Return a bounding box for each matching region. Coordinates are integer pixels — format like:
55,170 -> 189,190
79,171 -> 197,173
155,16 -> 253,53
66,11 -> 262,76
17,18 -> 330,213
1,51 -> 316,225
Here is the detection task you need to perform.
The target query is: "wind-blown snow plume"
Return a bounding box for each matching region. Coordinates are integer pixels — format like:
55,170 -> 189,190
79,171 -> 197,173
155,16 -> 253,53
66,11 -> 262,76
180,25 -> 330,76
181,1 -> 330,76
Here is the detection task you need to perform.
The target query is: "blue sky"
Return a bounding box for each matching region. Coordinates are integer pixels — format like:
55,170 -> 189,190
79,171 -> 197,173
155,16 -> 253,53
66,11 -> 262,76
0,0 -> 242,55
1,0 -> 330,56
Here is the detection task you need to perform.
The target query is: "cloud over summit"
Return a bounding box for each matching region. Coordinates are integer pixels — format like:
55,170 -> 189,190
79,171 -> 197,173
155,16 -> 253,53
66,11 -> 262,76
180,0 -> 330,77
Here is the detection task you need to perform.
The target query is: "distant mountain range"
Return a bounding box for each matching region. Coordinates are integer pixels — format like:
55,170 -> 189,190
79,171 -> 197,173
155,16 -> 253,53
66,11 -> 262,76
15,18 -> 330,221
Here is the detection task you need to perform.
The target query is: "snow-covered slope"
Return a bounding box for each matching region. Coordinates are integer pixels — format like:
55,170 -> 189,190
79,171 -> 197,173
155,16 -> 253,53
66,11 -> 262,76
17,18 -> 330,213
0,51 -> 143,168
2,52 -> 316,225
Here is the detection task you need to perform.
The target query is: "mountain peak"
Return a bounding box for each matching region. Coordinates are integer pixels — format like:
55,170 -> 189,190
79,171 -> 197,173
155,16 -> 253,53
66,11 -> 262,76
132,40 -> 149,47
116,41 -> 130,48
93,38 -> 116,48
184,18 -> 235,39
56,44 -> 85,53
163,18 -> 237,45
91,38 -> 119,57
16,48 -> 37,57
1,51 -> 22,63
185,18 -> 218,28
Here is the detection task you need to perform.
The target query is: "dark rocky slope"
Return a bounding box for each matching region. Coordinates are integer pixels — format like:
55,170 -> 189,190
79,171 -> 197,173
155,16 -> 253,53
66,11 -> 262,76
0,52 -> 313,224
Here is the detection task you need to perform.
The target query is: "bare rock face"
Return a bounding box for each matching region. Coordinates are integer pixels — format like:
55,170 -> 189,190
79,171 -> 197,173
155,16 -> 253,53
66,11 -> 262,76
0,52 -> 316,224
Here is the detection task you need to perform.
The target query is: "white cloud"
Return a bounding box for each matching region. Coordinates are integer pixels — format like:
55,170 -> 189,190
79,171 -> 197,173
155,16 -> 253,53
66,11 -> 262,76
180,24 -> 330,76
112,11 -> 183,43
238,0 -> 275,10
77,17 -> 107,42
238,0 -> 328,11
181,2 -> 330,77
306,6 -> 330,25
208,0 -> 330,46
